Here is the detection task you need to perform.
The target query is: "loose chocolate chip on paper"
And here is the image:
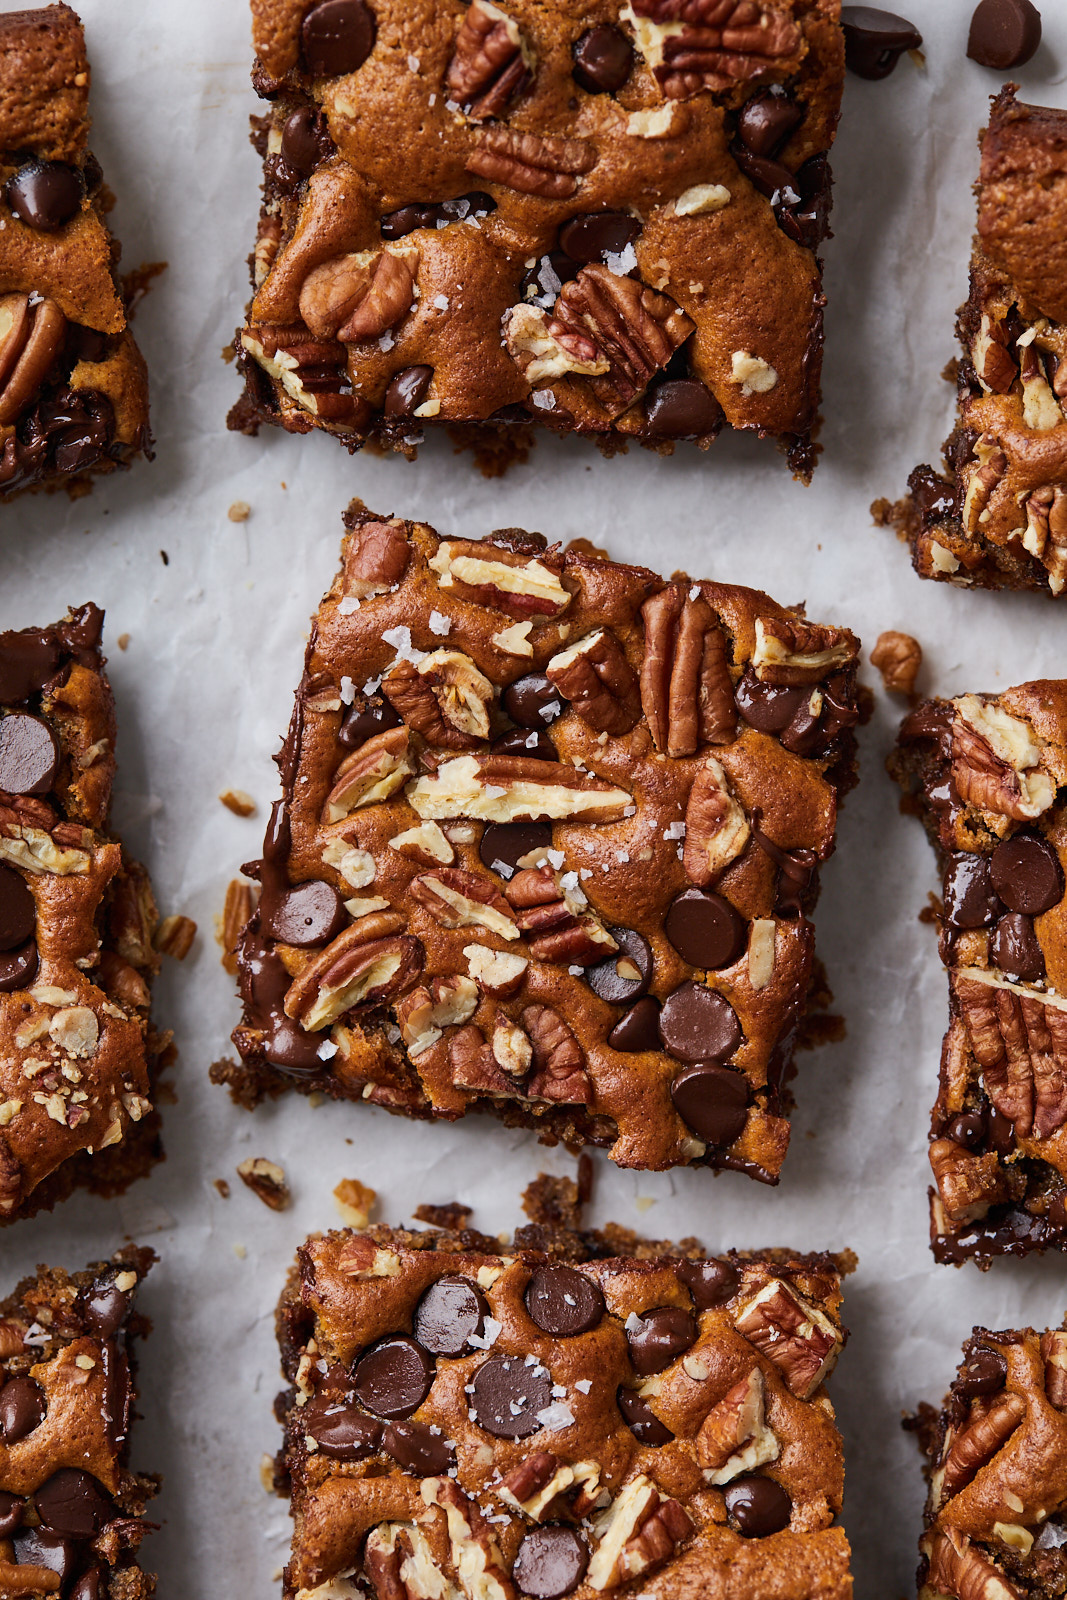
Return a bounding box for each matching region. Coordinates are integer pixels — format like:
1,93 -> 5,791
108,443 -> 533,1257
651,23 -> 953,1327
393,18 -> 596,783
571,25 -> 632,94
514,1524 -> 589,1599
644,379 -> 723,440
943,853 -> 1001,929
665,887 -> 746,970
558,212 -> 641,265
6,161 -> 83,230
616,1386 -> 674,1446
384,1418 -> 456,1475
384,364 -> 434,418
302,1396 -> 383,1459
0,1490 -> 23,1539
504,674 -> 564,728
338,699 -> 400,748
0,864 -> 35,953
659,981 -> 742,1063
967,0 -> 1041,68
525,1264 -> 604,1336
990,835 -> 1063,916
301,0 -> 376,77
33,1470 -> 112,1539
586,928 -> 651,1005
0,1376 -> 46,1443
480,820 -> 552,876
671,1063 -> 750,1147
491,729 -> 559,762
841,6 -> 922,78
0,712 -> 59,795
261,880 -> 348,947
626,1306 -> 697,1375
12,1528 -> 79,1586
0,938 -> 37,991
991,910 -> 1045,983
608,996 -> 661,1053
414,1276 -> 489,1356
677,1257 -> 741,1309
724,1474 -> 792,1536
955,1345 -> 1007,1399
469,1354 -> 553,1438
351,1335 -> 435,1420
737,86 -> 804,158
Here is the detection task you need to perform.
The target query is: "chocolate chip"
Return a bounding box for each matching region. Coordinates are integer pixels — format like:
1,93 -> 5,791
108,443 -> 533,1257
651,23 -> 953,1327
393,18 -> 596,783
945,1111 -> 985,1151
967,0 -> 1041,67
943,854 -> 1001,929
0,1376 -> 45,1442
384,364 -> 434,418
625,1306 -> 697,1375
301,0 -> 376,75
665,887 -> 746,970
70,1570 -> 104,1600
0,713 -> 59,795
382,193 -> 495,241
301,1397 -> 383,1459
559,212 -> 641,265
6,161 -> 83,230
0,875 -> 44,966
991,911 -> 1045,982
504,674 -> 563,727
383,1419 -> 456,1475
737,86 -> 804,158
280,107 -> 329,174
987,1105 -> 1016,1158
990,836 -> 1063,916
261,880 -> 348,947
525,1265 -> 604,1336
0,938 -> 37,991
0,1490 -> 23,1539
338,698 -> 400,748
491,729 -> 559,761
955,1345 -> 1007,1399
608,996 -> 661,1052
514,1525 -> 589,1599
677,1258 -> 741,1308
0,631 -> 62,702
659,981 -> 742,1063
841,6 -> 922,77
69,324 -> 106,363
616,1386 -> 674,1446
80,1275 -> 130,1339
571,24 -> 632,93
34,1470 -> 112,1539
723,1475 -> 792,1536
731,146 -> 799,202
586,928 -> 651,1004
644,379 -> 723,440
414,1276 -> 489,1356
12,1529 -> 78,1586
352,1335 -> 435,1420
480,821 -> 552,876
735,668 -> 808,733
469,1354 -> 553,1438
671,1064 -> 749,1147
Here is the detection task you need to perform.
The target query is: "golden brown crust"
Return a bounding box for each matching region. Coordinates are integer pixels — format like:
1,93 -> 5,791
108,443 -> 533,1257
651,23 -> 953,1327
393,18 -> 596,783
0,4 -> 89,164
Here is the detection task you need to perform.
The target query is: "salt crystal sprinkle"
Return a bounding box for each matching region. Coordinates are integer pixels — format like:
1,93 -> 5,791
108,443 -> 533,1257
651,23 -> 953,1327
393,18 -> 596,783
339,676 -> 356,705
338,595 -> 360,615
428,610 -> 451,636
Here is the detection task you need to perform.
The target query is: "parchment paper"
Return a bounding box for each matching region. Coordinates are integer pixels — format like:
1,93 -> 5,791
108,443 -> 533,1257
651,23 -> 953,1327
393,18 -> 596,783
4,3 -> 1067,1594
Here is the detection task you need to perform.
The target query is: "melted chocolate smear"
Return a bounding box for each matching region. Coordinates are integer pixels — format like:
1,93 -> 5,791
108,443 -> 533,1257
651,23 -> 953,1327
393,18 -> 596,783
0,1490 -> 23,1539
0,386 -> 116,495
239,930 -> 323,1073
480,820 -> 552,876
943,854 -> 1001,929
991,911 -> 1045,982
33,1470 -> 112,1539
0,1376 -> 46,1442
12,1529 -> 79,1586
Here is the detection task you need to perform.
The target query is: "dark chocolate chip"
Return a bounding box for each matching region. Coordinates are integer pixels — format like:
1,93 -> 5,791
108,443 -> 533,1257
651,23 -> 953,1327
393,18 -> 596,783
525,1264 -> 604,1336
383,1419 -> 456,1475
616,1386 -> 674,1446
0,938 -> 38,991
469,1354 -> 553,1438
987,1105 -> 1016,1158
301,0 -> 376,76
384,364 -> 434,418
382,192 -> 495,241
0,630 -> 61,702
737,86 -> 804,158
80,1275 -> 131,1340
586,928 -> 651,1004
6,161 -> 83,230
352,1335 -> 435,1420
480,821 -> 552,876
338,698 -> 400,748
301,1397 -> 383,1459
504,674 -> 563,728
955,1345 -> 1007,1399
607,996 -> 661,1052
414,1275 -> 489,1356
943,854 -> 1001,929
571,24 -> 633,94
34,1470 -> 112,1538
491,729 -> 559,761
514,1524 -> 589,1599
677,1257 -> 741,1309
0,1376 -> 45,1442
12,1528 -> 78,1586
991,911 -> 1045,983
70,1570 -> 105,1600
559,212 -> 641,265
0,1490 -> 23,1539
734,668 -> 809,733
280,107 -> 329,174
664,887 -> 746,970
644,379 -> 723,440
967,0 -> 1041,67
990,835 -> 1063,916
625,1306 -> 697,1375
658,981 -> 742,1063
0,713 -> 59,795
671,1064 -> 749,1147
731,146 -> 799,202
723,1475 -> 792,1536
261,880 -> 348,947
0,864 -> 34,953
841,6 -> 922,77
945,1112 -> 986,1152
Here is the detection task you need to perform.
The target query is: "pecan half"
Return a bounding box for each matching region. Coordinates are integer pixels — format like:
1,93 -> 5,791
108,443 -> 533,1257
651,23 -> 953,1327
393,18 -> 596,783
548,267 -> 694,409
939,1392 -> 1026,1501
640,586 -> 736,755
343,518 -> 410,598
955,972 -> 1067,1141
466,125 -> 596,199
396,974 -> 479,1055
505,864 -> 618,965
407,753 -> 633,824
428,538 -> 571,618
365,1521 -> 450,1600
1040,1330 -> 1067,1410
284,916 -> 423,1031
732,1278 -> 842,1399
410,867 -> 520,940
300,248 -> 418,343
588,1476 -> 691,1592
384,650 -> 494,750
0,1318 -> 26,1357
522,1002 -> 594,1103
625,0 -> 804,100
870,631 -> 922,697
923,1532 -> 1021,1600
446,0 -> 532,120
0,293 -> 67,426
325,727 -> 414,821
241,325 -> 370,425
497,1452 -> 592,1519
448,1016 -> 532,1089
950,699 -> 1054,823
547,630 -> 641,736
752,616 -> 858,687
697,1367 -> 779,1483
683,757 -> 749,887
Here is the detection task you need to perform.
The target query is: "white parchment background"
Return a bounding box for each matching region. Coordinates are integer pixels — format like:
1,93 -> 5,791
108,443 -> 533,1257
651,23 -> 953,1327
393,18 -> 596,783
4,2 -> 1067,1594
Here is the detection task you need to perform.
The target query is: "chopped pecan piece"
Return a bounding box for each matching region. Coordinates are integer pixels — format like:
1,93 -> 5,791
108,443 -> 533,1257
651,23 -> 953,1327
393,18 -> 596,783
300,248 -> 419,343
384,649 -> 494,750
283,916 -> 423,1032
732,1277 -> 842,1398
241,326 -> 370,425
588,1476 -> 691,1591
445,0 -> 532,120
548,267 -> 694,409
547,630 -> 641,736
923,1531 -> 1021,1600
1021,485 -> 1067,596
464,943 -> 529,997
752,616 -> 858,687
640,586 -> 736,755
236,1156 -> 291,1211
466,125 -> 596,199
698,1367 -> 779,1483
389,821 -> 455,867
343,518 -> 411,598
870,631 -> 922,697
503,302 -> 611,386
449,1022 -> 510,1093
395,975 -> 479,1055
498,1452 -> 595,1519
929,1138 -> 1010,1226
325,727 -> 414,821
407,753 -> 632,824
955,972 -> 1067,1140
1040,1330 -> 1067,1410
410,868 -> 520,940
365,1521 -> 447,1600
428,538 -> 571,618
939,1392 -> 1026,1501
683,757 -> 750,887
421,1478 -> 512,1600
961,434 -> 1008,534
972,313 -> 1018,394
522,1002 -> 594,1103
950,698 -> 1054,822
505,864 -> 618,965
625,0 -> 805,100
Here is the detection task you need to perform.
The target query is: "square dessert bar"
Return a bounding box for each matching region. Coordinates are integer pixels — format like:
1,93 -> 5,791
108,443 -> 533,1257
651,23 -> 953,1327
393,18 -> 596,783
275,1208 -> 851,1599
0,1246 -> 157,1599
232,0 -> 844,478
912,1317 -> 1067,1600
0,3 -> 151,500
0,605 -> 167,1224
217,505 -> 860,1182
890,88 -> 1067,595
891,683 -> 1067,1266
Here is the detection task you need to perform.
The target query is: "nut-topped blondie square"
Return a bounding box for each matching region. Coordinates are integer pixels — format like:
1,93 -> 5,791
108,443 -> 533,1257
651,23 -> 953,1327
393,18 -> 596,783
888,88 -> 1067,594
232,0 -> 844,478
0,4 -> 151,500
0,605 -> 168,1225
215,504 -> 860,1183
274,1194 -> 852,1600
891,682 -> 1067,1266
